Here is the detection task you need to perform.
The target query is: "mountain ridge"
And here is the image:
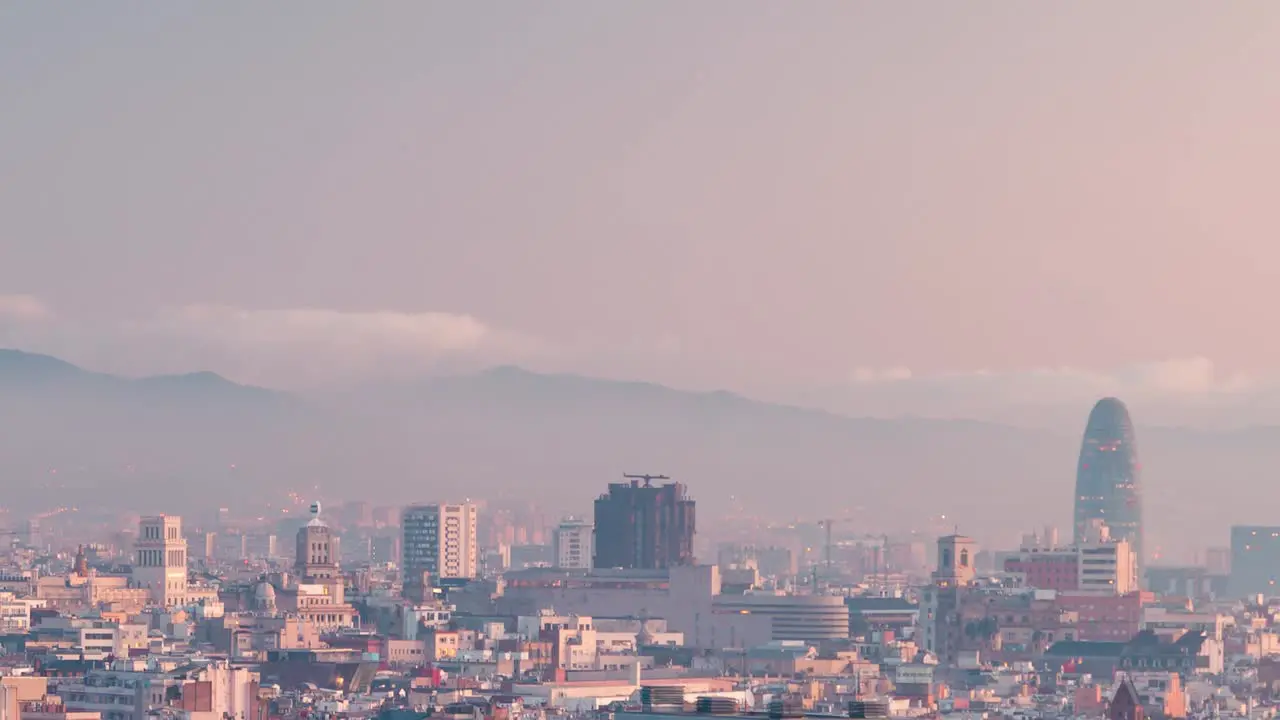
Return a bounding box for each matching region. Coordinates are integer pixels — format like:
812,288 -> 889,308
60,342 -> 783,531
0,348 -> 282,399
0,347 -> 1271,560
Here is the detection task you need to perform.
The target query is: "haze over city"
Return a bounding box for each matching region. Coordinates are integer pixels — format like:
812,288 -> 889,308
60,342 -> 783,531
4,2 -> 1280,555
1,9 -> 1280,710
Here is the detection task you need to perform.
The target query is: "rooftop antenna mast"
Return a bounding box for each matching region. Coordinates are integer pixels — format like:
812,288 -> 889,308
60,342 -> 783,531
623,473 -> 670,488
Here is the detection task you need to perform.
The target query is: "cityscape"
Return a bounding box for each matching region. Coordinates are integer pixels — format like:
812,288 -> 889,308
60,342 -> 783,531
5,5 -> 1280,720
0,394 -> 1278,720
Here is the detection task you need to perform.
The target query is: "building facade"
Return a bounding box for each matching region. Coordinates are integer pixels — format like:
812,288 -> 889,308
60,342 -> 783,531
711,593 -> 850,646
1056,591 -> 1151,642
553,518 -> 593,570
593,478 -> 695,570
132,515 -> 187,607
402,503 -> 478,599
1004,535 -> 1137,595
1074,397 -> 1144,581
1229,525 -> 1280,598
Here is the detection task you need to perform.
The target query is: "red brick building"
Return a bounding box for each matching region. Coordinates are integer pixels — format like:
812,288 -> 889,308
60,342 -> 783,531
1057,591 -> 1151,642
1005,550 -> 1079,592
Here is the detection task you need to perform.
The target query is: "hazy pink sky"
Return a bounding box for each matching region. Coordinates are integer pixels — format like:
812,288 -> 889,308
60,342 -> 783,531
3,2 -> 1280,401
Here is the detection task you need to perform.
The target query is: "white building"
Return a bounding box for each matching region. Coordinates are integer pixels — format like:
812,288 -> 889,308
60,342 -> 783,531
1078,540 -> 1137,594
132,515 -> 187,607
711,592 -> 851,648
553,518 -> 593,570
402,504 -> 478,593
58,659 -> 256,720
0,592 -> 39,633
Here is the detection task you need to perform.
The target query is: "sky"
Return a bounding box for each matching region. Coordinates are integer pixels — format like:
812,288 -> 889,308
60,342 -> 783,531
4,3 -> 1280,415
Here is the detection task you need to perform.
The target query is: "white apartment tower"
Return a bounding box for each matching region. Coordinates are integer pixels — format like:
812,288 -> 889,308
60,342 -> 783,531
553,518 -> 594,570
402,503 -> 477,599
133,515 -> 188,607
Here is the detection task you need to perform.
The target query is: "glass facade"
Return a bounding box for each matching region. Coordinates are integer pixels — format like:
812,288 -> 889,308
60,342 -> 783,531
1073,397 -> 1143,579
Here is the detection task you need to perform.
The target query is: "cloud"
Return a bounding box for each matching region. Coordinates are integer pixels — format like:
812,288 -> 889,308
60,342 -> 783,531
845,357 -> 1251,397
804,357 -> 1270,425
0,293 -> 1271,422
144,305 -> 492,354
0,296 -> 544,388
112,305 -> 523,387
0,294 -> 52,321
1115,357 -> 1252,395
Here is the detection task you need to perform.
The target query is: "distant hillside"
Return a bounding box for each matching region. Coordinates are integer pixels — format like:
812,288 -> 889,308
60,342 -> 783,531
0,350 -> 1275,557
0,350 -> 298,513
0,349 -> 281,399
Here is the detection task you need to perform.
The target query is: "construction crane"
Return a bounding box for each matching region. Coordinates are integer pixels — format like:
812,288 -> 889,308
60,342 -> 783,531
622,473 -> 670,487
818,517 -> 856,576
872,533 -> 890,593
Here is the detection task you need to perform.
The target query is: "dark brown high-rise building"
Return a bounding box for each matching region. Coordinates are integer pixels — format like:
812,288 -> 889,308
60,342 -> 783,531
593,477 -> 696,569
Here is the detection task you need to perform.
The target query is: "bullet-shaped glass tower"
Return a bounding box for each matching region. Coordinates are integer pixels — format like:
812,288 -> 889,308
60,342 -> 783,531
1074,397 -> 1143,578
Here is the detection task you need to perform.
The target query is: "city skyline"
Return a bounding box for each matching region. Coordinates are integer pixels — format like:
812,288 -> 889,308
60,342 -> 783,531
0,346 -> 1269,563
1,4 -> 1276,716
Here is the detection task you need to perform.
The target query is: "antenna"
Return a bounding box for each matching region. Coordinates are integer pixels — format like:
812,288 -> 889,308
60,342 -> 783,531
622,473 -> 670,488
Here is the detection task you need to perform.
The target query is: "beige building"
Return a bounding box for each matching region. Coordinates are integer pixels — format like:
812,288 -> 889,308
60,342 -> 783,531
422,629 -> 460,660
205,614 -> 322,660
296,503 -> 340,581
35,574 -> 148,614
2,677 -> 101,720
132,516 -> 188,607
933,534 -> 978,586
284,504 -> 356,630
384,639 -> 430,667
286,583 -> 356,630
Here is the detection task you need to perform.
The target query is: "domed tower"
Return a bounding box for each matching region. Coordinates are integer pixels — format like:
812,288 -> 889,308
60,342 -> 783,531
254,579 -> 278,613
295,502 -> 340,582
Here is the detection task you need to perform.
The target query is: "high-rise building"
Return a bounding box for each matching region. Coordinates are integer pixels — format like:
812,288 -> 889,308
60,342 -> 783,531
1229,525 -> 1280,598
132,515 -> 188,607
593,477 -> 695,570
402,503 -> 478,600
1073,397 -> 1144,580
553,518 -> 593,570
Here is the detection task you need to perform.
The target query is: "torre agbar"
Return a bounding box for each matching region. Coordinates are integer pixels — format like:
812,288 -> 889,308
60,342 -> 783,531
1073,397 -> 1144,580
